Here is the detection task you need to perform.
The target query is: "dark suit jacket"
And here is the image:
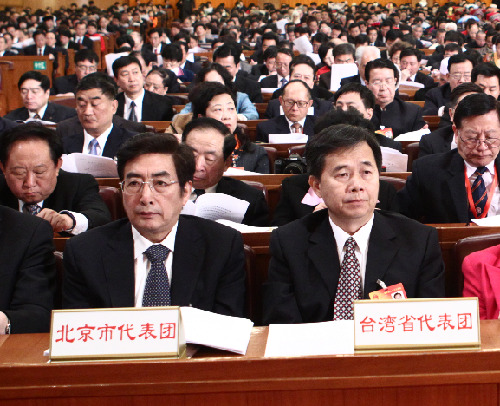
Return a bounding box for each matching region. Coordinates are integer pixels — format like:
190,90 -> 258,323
423,82 -> 451,116
262,209 -> 445,324
184,60 -> 202,75
0,170 -> 111,230
4,102 -> 77,123
234,144 -> 269,174
62,124 -> 137,159
22,44 -> 57,58
56,114 -> 147,139
371,96 -> 426,138
418,125 -> 454,158
116,90 -> 174,121
260,74 -> 279,88
234,71 -> 263,103
397,149 -> 500,223
0,206 -> 55,333
0,117 -> 17,134
414,71 -> 437,89
69,36 -> 94,50
272,174 -> 399,226
52,74 -> 78,94
0,50 -> 17,56
264,97 -> 332,120
215,176 -> 269,226
62,215 -> 246,318
256,115 -> 315,143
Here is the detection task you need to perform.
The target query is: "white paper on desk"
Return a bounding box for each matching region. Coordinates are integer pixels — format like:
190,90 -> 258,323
62,153 -> 118,177
23,119 -> 56,125
381,147 -> 408,172
293,35 -> 313,54
269,133 -> 308,143
306,52 -> 321,65
224,167 -> 260,176
181,193 -> 250,223
399,81 -> 425,89
261,87 -> 278,94
216,219 -> 277,233
393,128 -> 431,141
472,215 -> 500,226
180,307 -> 253,354
265,321 -> 354,357
276,18 -> 288,34
330,63 -> 359,91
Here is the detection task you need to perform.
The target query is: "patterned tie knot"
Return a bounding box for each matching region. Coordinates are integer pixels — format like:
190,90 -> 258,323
130,101 -> 136,108
345,236 -> 357,250
476,167 -> 487,176
24,203 -> 41,215
145,244 -> 169,263
281,77 -> 288,86
292,122 -> 302,133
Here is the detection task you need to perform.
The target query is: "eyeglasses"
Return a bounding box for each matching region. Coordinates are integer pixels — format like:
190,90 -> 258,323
370,78 -> 396,88
275,62 -> 289,67
76,64 -> 97,73
449,73 -> 472,81
120,179 -> 179,194
459,134 -> 500,148
282,99 -> 310,108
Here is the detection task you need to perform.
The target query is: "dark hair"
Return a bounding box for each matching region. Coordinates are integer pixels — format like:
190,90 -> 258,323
472,62 -> 500,84
314,107 -> 376,134
389,41 -> 411,59
318,43 -> 335,61
306,124 -> 382,178
386,29 -> 403,42
18,71 -> 50,91
290,54 -> 316,75
75,72 -> 117,99
399,47 -> 422,62
312,32 -> 329,44
116,34 -> 134,48
182,117 -> 236,161
262,31 -> 279,44
365,58 -> 398,83
453,93 -> 500,129
190,81 -> 237,118
161,43 -> 183,62
213,43 -> 241,66
263,45 -> 277,61
355,34 -> 369,46
448,53 -> 475,73
444,42 -> 461,54
74,48 -> 99,64
146,67 -> 174,90
33,29 -> 46,39
112,55 -> 141,77
0,123 -> 62,165
450,82 -> 483,109
194,62 -> 233,88
281,79 -> 312,99
334,82 -> 375,109
116,132 -> 195,192
333,43 -> 355,58
277,47 -> 294,59
444,30 -> 464,46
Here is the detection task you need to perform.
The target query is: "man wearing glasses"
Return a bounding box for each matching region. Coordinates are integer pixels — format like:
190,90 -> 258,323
52,49 -> 99,95
398,93 -> 500,223
366,58 -> 426,138
62,132 -> 246,317
256,80 -> 315,143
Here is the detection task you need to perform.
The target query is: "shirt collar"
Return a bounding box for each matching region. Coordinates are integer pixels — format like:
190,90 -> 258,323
125,88 -> 145,105
83,124 -> 114,154
284,115 -> 307,130
329,214 -> 374,255
465,159 -> 496,178
29,102 -> 48,118
132,221 -> 178,260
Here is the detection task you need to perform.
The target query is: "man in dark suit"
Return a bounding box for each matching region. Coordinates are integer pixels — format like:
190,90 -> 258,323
366,58 -> 426,138
0,35 -> 16,56
23,30 -> 58,59
472,62 -> 500,100
262,124 -> 444,324
62,133 -> 245,317
0,124 -> 111,234
260,48 -> 293,89
144,28 -> 168,56
419,83 -> 483,158
113,55 -> 174,121
52,49 -> 99,95
399,48 -> 436,89
183,118 -> 269,226
213,44 -> 263,103
69,21 -> 95,50
61,73 -> 138,159
0,206 -> 55,334
5,71 -> 76,123
257,80 -> 315,143
399,93 -> 500,223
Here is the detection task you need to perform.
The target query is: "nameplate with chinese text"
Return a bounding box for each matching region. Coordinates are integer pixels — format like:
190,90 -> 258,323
49,307 -> 185,362
354,298 -> 480,352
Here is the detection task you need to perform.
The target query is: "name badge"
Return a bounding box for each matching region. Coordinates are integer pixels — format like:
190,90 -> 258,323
49,307 -> 185,362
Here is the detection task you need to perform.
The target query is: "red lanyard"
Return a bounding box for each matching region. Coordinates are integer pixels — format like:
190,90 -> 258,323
464,166 -> 498,219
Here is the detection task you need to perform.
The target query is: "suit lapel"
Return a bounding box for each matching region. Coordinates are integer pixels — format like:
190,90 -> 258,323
364,213 -> 398,297
308,213 -> 340,298
42,103 -> 55,122
446,152 -> 469,222
102,127 -> 123,158
170,216 -> 204,306
117,94 -> 125,117
64,132 -> 85,154
103,221 -> 135,307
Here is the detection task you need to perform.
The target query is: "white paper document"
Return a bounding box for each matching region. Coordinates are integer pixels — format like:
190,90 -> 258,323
180,307 -> 253,354
269,133 -> 308,143
276,18 -> 289,33
224,167 -> 260,176
399,81 -> 425,89
261,87 -> 278,94
381,147 -> 408,172
330,63 -> 359,91
181,193 -> 250,223
293,35 -> 313,54
216,219 -> 277,233
472,215 -> 500,226
393,128 -> 431,142
265,321 -> 354,357
62,153 -> 118,177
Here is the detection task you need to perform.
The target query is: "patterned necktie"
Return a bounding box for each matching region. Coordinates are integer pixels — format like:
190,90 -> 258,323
33,114 -> 41,120
38,48 -> 42,56
88,139 -> 100,155
128,101 -> 137,122
142,245 -> 171,307
333,237 -> 362,320
471,166 -> 488,217
24,203 -> 42,215
193,188 -> 205,201
154,48 -> 159,55
281,77 -> 288,88
291,122 -> 302,133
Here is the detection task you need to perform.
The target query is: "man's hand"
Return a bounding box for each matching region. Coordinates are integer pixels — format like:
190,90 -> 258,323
400,68 -> 411,82
37,209 -> 74,233
0,312 -> 8,335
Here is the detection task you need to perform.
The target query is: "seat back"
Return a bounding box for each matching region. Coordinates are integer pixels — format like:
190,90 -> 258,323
99,186 -> 125,220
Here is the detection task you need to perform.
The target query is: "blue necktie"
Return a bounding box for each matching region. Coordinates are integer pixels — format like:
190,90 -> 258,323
471,167 -> 488,218
24,203 -> 42,215
142,245 -> 171,307
280,77 -> 288,88
128,101 -> 137,122
88,139 -> 100,155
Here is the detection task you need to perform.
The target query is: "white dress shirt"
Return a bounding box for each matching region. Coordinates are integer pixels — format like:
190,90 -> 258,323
133,222 -> 178,307
465,160 -> 500,216
82,124 -> 113,156
284,116 -> 307,133
124,89 -> 145,122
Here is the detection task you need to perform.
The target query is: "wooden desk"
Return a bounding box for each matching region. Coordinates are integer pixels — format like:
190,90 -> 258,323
2,321 -> 500,405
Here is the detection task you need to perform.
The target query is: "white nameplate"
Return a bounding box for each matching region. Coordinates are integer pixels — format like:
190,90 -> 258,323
354,298 -> 480,352
49,307 -> 185,362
